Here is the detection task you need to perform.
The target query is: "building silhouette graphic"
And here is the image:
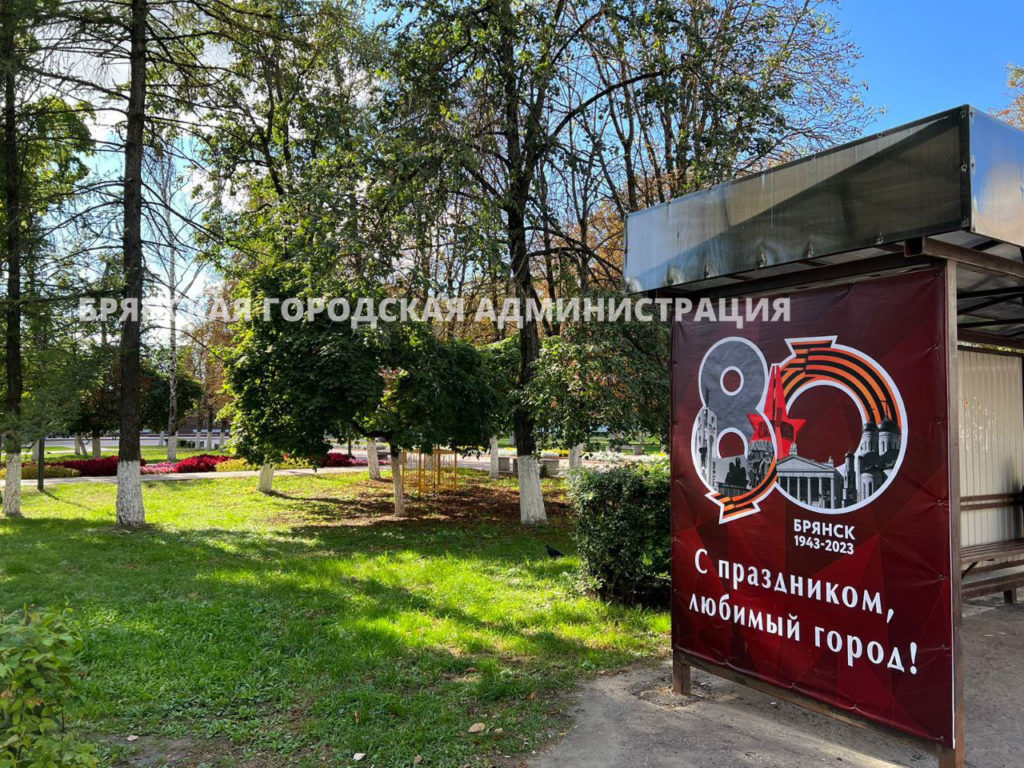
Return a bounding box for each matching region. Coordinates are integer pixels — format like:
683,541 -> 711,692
777,415 -> 901,508
695,366 -> 902,509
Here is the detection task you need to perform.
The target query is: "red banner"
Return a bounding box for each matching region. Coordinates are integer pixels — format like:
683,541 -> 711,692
671,268 -> 955,745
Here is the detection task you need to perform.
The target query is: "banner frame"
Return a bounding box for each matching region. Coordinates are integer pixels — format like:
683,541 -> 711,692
669,257 -> 964,768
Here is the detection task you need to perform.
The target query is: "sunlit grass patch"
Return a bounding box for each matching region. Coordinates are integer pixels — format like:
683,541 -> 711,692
1,472 -> 668,766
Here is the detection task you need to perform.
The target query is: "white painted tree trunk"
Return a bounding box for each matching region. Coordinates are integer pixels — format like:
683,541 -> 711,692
167,432 -> 177,462
158,430 -> 166,447
3,449 -> 22,518
568,443 -> 585,470
30,440 -> 40,462
258,463 -> 275,493
391,447 -> 405,516
115,460 -> 145,527
367,438 -> 381,480
489,436 -> 500,478
74,435 -> 85,456
92,434 -> 101,459
517,454 -> 547,525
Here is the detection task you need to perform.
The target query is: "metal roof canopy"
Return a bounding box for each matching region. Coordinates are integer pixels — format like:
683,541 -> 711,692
625,105 -> 1024,344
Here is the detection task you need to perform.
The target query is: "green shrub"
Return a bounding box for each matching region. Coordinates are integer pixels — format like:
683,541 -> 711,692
214,457 -> 253,472
0,463 -> 81,480
568,459 -> 670,605
0,608 -> 97,768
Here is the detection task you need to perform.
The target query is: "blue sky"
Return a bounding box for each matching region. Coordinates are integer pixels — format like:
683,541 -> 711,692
835,0 -> 1021,131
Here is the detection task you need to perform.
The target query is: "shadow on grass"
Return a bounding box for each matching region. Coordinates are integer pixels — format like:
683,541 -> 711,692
0,503 -> 660,766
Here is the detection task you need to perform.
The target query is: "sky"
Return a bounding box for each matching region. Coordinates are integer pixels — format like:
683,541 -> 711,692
835,0 -> 1022,132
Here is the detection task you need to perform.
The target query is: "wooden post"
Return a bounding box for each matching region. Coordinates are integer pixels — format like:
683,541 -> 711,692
938,746 -> 964,768
672,648 -> 691,695
37,435 -> 44,492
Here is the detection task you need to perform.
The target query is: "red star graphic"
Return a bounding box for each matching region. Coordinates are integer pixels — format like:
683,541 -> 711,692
749,363 -> 805,456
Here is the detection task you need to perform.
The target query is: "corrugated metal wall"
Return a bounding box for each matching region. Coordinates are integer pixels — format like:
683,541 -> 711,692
958,350 -> 1024,546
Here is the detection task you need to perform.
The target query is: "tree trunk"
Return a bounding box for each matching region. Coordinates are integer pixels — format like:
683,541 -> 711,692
508,204 -> 546,524
390,444 -> 405,516
516,455 -> 545,525
367,437 -> 381,480
30,440 -> 40,462
92,432 -> 102,459
489,436 -> 500,478
116,0 -> 148,528
75,434 -> 85,456
166,171 -> 178,462
569,443 -> 585,470
258,462 -> 274,493
2,3 -> 23,519
36,435 -> 44,492
3,449 -> 20,518
496,1 -> 545,524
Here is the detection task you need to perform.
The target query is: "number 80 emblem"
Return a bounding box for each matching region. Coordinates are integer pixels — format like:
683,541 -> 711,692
691,336 -> 907,522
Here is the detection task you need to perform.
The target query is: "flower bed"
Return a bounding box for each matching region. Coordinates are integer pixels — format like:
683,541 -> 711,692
53,456 -> 148,477
173,454 -> 232,473
0,462 -> 81,479
214,458 -> 253,472
141,461 -> 177,475
323,452 -> 369,468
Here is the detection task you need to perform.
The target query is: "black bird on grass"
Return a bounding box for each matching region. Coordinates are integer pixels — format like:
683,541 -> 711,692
545,544 -> 564,559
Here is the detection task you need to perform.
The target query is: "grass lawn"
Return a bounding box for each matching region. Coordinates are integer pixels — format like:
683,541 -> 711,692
0,471 -> 668,767
33,446 -> 232,461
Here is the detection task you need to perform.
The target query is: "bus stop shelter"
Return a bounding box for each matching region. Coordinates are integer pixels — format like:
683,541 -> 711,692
625,105 -> 1024,768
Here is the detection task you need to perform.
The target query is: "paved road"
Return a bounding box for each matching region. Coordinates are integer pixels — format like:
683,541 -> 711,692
527,600 -> 1022,768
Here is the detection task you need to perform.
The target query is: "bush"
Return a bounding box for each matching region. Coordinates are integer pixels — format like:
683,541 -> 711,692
173,454 -> 231,473
0,463 -> 81,479
52,456 -> 147,477
0,608 -> 98,768
568,458 -> 670,605
214,457 -> 253,472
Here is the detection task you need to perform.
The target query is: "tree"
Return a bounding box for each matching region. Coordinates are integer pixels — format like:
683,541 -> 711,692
1,0 -> 25,517
65,345 -> 120,459
225,300 -> 495,513
140,363 -> 202,435
357,325 -> 497,513
480,336 -> 519,477
112,0 -> 149,527
1,0 -> 94,516
183,285 -> 234,452
385,0 -> 867,524
1000,65 -> 1024,128
144,144 -> 207,460
526,316 -> 669,452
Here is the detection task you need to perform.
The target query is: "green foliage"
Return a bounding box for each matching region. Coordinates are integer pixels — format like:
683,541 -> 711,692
365,324 -> 498,453
224,303 -> 384,465
568,460 -> 671,605
140,366 -> 204,433
480,336 -> 520,436
225,290 -> 499,466
527,315 -> 670,449
0,608 -> 97,768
